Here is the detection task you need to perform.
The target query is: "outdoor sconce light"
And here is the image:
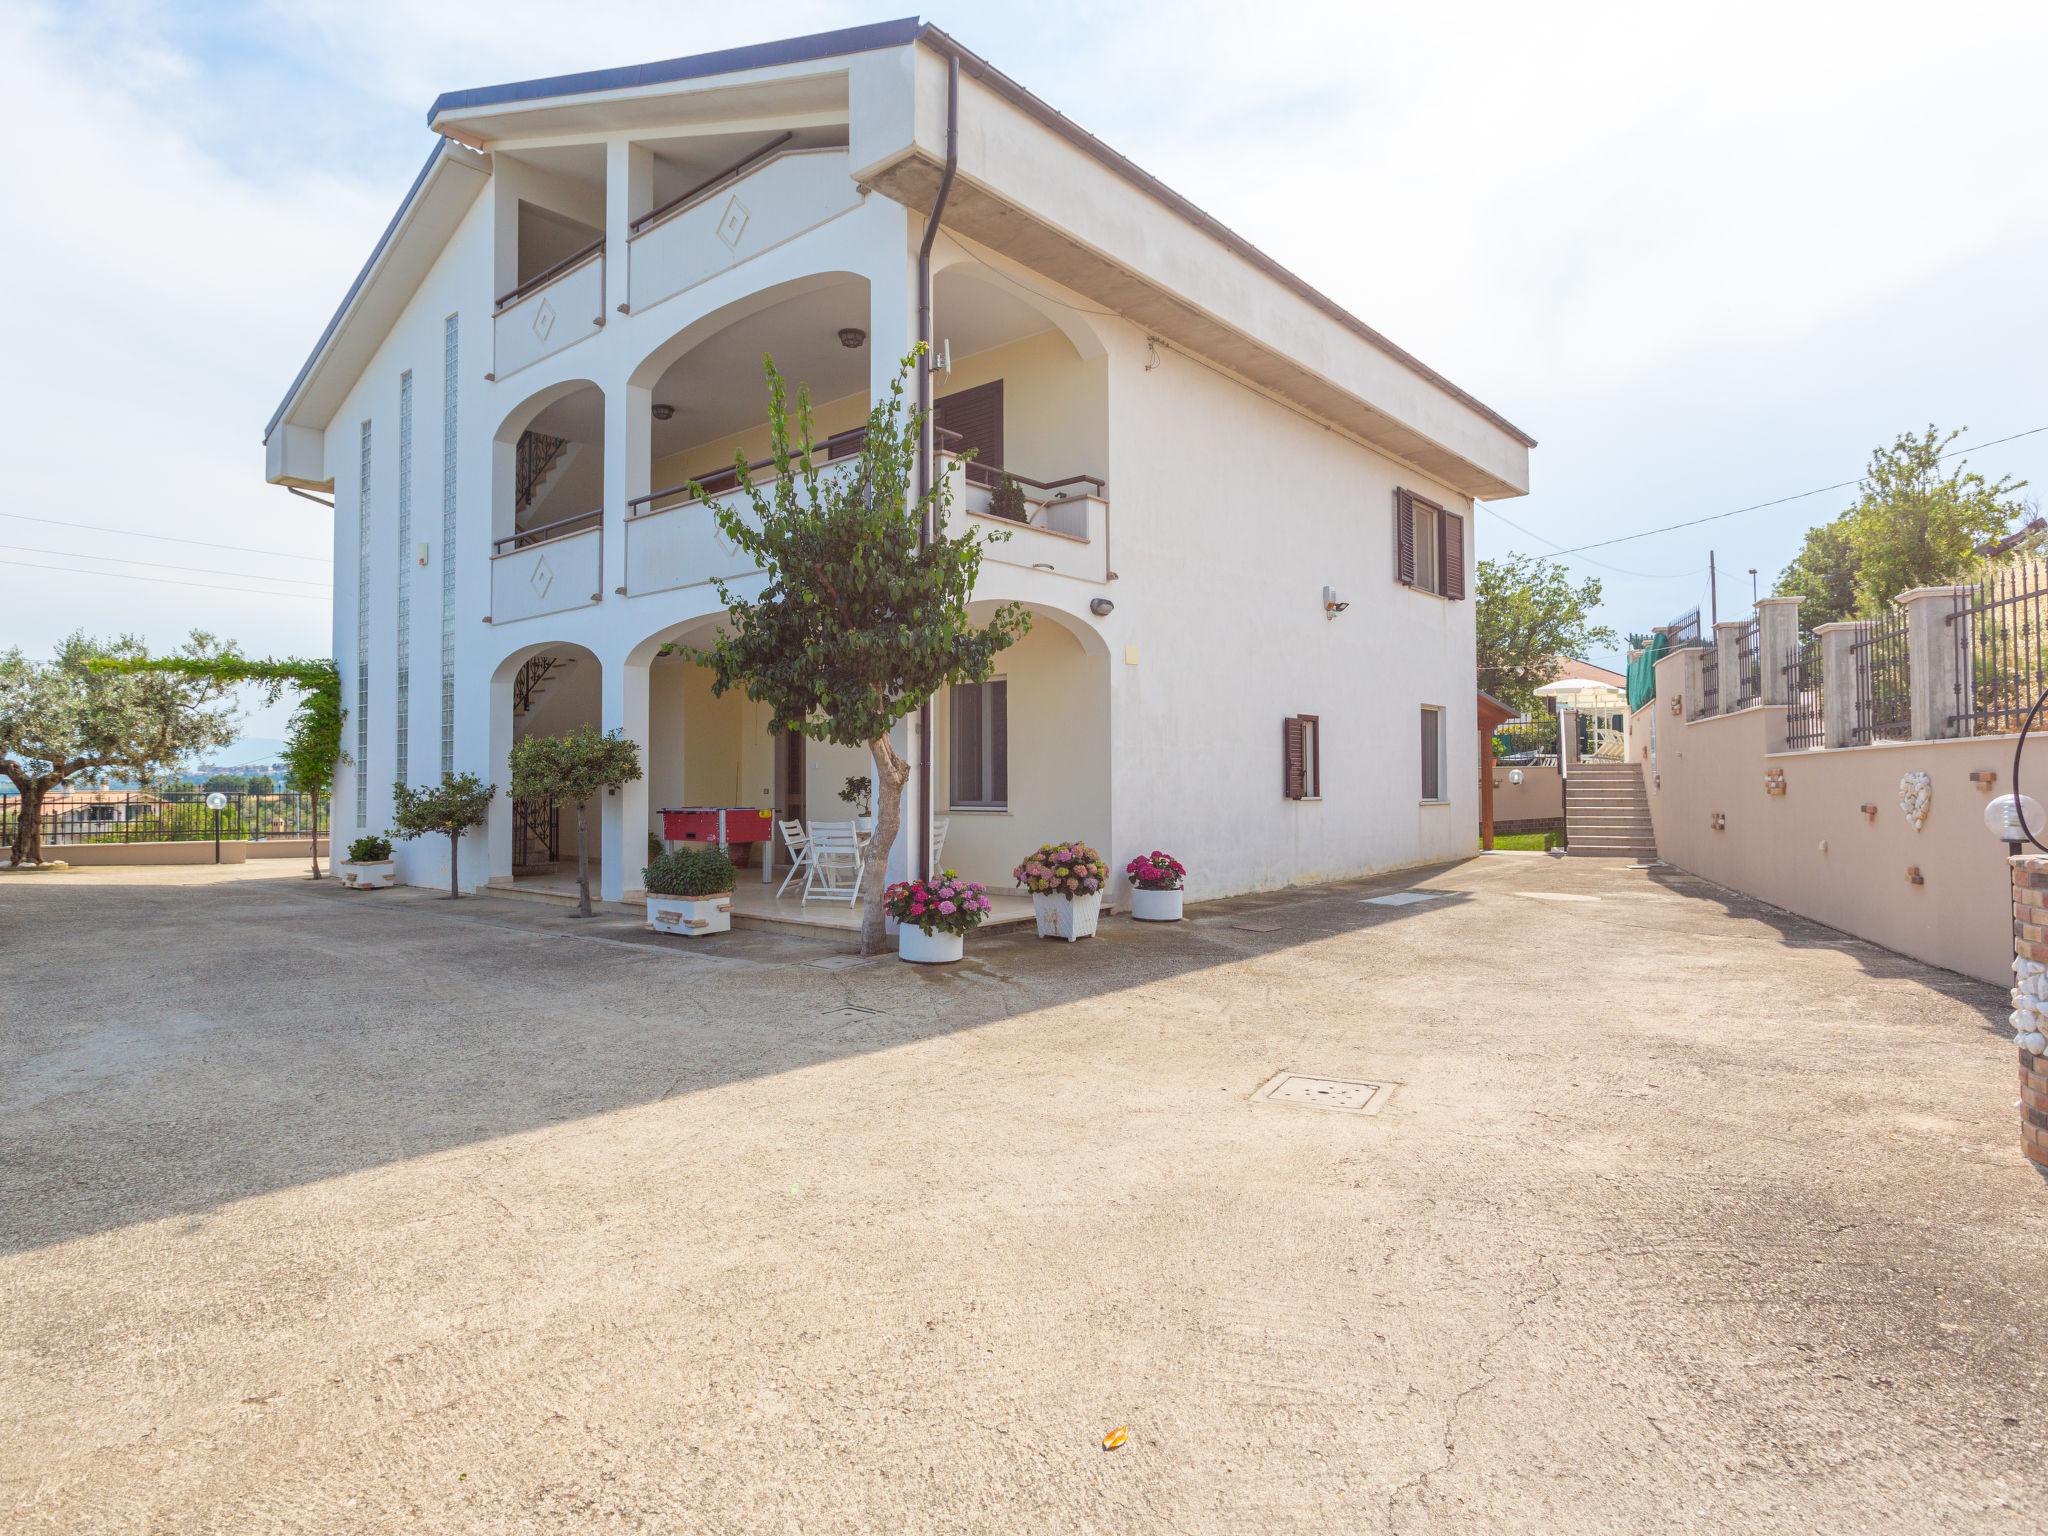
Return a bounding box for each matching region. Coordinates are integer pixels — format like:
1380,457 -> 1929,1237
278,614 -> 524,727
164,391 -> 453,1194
1089,597 -> 1114,617
1322,585 -> 1350,618
1509,768 -> 1524,786
838,327 -> 867,349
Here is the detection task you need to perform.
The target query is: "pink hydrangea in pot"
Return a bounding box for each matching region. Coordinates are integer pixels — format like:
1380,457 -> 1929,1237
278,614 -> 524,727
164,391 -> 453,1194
1013,840 -> 1110,941
1125,850 -> 1187,922
883,869 -> 993,963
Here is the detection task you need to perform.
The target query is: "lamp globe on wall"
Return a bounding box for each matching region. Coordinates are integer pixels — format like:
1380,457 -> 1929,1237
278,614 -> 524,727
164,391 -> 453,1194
1986,792 -> 2044,855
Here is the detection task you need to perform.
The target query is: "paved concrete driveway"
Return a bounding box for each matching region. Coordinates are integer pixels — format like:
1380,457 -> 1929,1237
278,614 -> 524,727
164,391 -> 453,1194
2,855 -> 2042,1533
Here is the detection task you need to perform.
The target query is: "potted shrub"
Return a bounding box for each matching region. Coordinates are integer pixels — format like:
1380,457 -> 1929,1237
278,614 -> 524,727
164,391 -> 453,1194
391,772 -> 496,899
989,474 -> 1029,524
1014,840 -> 1109,941
1125,850 -> 1187,921
644,843 -> 737,937
340,833 -> 395,890
839,774 -> 875,836
884,869 -> 992,963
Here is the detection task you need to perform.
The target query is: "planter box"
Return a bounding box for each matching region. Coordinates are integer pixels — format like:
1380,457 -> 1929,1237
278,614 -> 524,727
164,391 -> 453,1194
1130,886 -> 1184,922
340,859 -> 395,889
647,894 -> 732,936
1032,889 -> 1102,941
898,925 -> 964,964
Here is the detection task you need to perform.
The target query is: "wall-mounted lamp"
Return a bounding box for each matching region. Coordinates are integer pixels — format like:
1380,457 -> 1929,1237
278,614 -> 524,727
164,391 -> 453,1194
651,403 -> 675,422
1509,768 -> 1524,786
1322,585 -> 1350,619
1089,597 -> 1114,617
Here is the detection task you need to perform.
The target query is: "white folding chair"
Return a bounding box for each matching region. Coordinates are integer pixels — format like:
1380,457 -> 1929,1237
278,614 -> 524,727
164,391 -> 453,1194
802,820 -> 864,905
775,819 -> 812,899
929,817 -> 950,868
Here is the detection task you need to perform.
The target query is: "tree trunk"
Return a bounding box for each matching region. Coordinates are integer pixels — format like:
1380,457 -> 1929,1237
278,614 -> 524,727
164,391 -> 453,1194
10,780 -> 47,867
309,792 -> 323,879
859,735 -> 913,955
448,829 -> 461,899
574,804 -> 592,918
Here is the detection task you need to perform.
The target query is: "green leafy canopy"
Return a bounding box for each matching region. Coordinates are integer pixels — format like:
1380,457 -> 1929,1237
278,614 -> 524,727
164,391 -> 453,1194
1475,555 -> 1617,717
1777,425 -> 2031,625
507,725 -> 642,807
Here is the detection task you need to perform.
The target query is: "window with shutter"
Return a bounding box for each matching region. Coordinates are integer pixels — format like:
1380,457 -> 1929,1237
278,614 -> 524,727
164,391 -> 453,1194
1283,714 -> 1321,800
950,679 -> 1009,808
1441,511 -> 1465,600
1395,488 -> 1461,599
934,379 -> 1005,487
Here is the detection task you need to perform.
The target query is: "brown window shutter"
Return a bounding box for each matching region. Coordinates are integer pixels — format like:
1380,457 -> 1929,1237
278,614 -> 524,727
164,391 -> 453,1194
1441,510 -> 1465,600
1394,489 -> 1416,586
934,380 -> 1005,487
1283,716 -> 1307,799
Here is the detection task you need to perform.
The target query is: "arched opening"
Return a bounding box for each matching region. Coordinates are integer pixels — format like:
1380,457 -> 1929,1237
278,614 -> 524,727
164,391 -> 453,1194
928,260 -> 1109,508
491,381 -> 605,550
931,602 -> 1112,890
486,640 -> 603,889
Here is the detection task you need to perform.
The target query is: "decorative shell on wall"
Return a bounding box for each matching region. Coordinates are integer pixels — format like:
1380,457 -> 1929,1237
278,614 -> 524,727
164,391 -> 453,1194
1763,769 -> 1787,797
1899,771 -> 1933,831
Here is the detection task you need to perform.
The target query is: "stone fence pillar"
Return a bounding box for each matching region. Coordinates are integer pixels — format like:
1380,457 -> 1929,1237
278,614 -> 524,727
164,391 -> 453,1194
1756,595 -> 1803,706
2007,855 -> 2048,1172
1714,620 -> 1748,710
1813,621 -> 1867,750
1900,585 -> 1969,741
1680,647 -> 1704,720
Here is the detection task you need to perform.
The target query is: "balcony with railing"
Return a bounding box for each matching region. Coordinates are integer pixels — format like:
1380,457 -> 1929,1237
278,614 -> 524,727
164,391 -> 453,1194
941,453 -> 1111,586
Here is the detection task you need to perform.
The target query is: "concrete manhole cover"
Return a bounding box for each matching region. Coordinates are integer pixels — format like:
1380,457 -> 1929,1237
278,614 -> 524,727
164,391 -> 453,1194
816,1005 -> 882,1023
1511,891 -> 1602,904
1252,1072 -> 1393,1115
1361,891 -> 1447,907
805,954 -> 882,971
1229,919 -> 1286,932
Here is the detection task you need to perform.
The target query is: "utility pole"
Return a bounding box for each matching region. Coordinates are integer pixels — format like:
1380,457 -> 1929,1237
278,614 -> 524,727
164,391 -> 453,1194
1709,550 -> 1718,626
1748,568 -> 1758,607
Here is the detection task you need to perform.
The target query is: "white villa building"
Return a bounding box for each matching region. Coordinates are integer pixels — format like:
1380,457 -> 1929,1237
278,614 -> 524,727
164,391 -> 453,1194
263,18 -> 1534,912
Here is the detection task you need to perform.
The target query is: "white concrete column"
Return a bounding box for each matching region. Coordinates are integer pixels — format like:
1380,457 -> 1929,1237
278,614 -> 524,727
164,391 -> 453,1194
1814,621 -> 1867,749
1558,706 -> 1580,772
604,139 -> 651,316
1714,621 -> 1748,712
1901,585 -> 1970,741
1756,595 -> 1803,706
602,376 -> 650,600
485,664 -> 517,882
599,652 -> 652,902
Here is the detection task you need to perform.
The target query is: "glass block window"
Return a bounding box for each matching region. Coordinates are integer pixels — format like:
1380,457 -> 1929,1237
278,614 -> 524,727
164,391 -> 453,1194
356,419 -> 372,827
395,370 -> 413,788
440,315 -> 459,776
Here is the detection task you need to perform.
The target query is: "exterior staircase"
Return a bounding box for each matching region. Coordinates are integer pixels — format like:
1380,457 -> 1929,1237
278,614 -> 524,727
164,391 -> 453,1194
1565,760 -> 1658,860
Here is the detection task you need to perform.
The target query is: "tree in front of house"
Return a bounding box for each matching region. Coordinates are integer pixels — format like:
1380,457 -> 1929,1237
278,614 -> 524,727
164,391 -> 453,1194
2,632 -> 240,867
507,725 -> 642,918
688,349 -> 1030,954
1778,426 -> 2030,626
391,773 -> 495,899
1475,554 -> 1617,719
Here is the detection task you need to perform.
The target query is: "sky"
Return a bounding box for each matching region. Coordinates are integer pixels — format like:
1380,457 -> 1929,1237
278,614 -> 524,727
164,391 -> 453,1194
7,0 -> 2048,751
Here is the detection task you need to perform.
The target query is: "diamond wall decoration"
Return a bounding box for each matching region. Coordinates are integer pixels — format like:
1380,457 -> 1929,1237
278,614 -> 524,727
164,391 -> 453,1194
716,196 -> 751,249
532,299 -> 556,340
529,556 -> 554,598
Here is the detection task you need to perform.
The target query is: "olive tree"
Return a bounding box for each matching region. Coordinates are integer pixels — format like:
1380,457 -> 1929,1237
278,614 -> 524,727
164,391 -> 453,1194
391,772 -> 495,899
688,350 -> 1029,953
3,632 -> 239,866
507,725 -> 642,918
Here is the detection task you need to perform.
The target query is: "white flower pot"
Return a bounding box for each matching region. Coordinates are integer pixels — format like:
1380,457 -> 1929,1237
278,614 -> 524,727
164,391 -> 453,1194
1033,889 -> 1102,941
339,860 -> 395,890
898,925 -> 964,964
854,815 -> 876,836
1130,886 -> 1184,922
647,893 -> 732,936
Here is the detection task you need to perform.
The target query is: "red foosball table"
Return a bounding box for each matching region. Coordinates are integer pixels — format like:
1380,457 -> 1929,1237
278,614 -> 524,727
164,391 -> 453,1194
659,806 -> 777,880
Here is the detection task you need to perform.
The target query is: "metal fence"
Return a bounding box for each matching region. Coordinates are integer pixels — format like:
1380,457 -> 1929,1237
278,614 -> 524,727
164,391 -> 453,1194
1698,645 -> 1720,717
1491,718 -> 1560,761
0,792 -> 320,847
1783,630 -> 1823,749
1735,619 -> 1762,705
1850,607 -> 1911,744
1946,560 -> 2048,737
1664,606 -> 1702,649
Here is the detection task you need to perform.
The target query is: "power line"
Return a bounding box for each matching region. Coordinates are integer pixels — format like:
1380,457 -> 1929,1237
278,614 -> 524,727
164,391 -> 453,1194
0,509 -> 332,564
0,557 -> 331,601
1479,502 -> 1703,580
1551,424 -> 2048,556
0,541 -> 330,590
